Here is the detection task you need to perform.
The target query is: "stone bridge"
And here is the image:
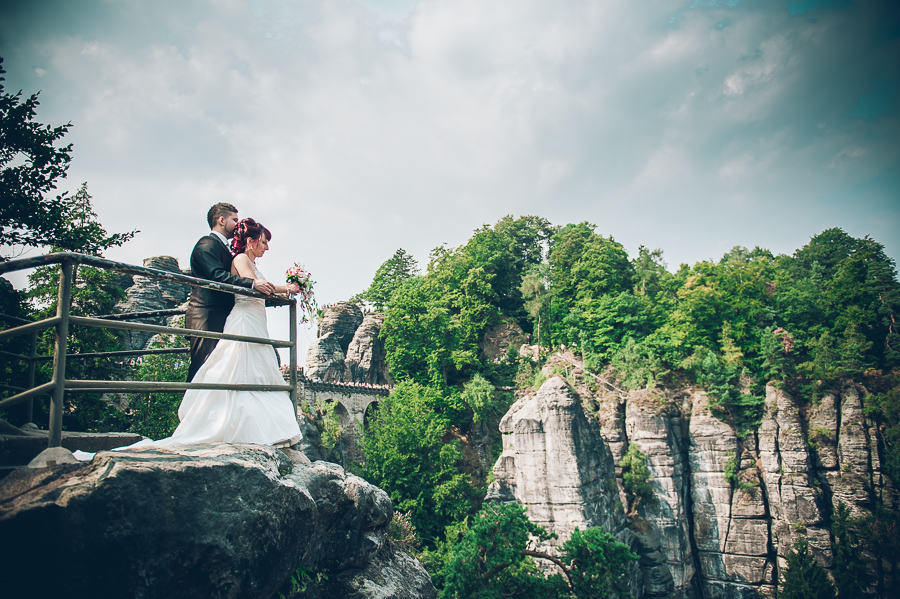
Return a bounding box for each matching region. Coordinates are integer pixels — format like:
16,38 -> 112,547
286,373 -> 391,430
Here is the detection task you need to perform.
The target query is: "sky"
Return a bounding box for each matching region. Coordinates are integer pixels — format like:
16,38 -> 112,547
1,0 -> 898,359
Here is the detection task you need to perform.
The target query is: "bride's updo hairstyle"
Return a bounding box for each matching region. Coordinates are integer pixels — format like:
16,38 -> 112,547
231,218 -> 272,256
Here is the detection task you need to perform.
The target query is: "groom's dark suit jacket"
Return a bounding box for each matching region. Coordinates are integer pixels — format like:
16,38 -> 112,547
185,234 -> 255,381
188,234 -> 254,308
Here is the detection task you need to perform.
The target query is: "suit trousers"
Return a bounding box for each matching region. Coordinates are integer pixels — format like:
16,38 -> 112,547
185,304 -> 230,382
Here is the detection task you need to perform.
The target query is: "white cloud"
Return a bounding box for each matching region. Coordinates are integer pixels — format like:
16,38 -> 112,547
0,0 -> 896,326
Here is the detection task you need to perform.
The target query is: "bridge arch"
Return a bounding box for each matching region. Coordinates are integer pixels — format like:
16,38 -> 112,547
294,378 -> 391,429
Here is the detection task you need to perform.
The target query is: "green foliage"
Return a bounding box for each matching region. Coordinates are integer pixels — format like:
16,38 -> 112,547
724,452 -> 738,485
560,526 -> 638,599
619,443 -> 654,516
830,501 -> 870,599
520,265 -> 550,348
461,373 -> 496,423
363,381 -> 477,544
428,502 -> 637,599
548,222 -> 634,347
25,262 -> 130,432
779,537 -> 836,599
353,248 -> 419,311
382,217 -> 552,388
0,278 -> 31,424
379,221 -> 899,437
611,337 -> 668,391
276,564 -> 328,598
128,334 -> 189,439
316,398 -> 345,454
0,57 -> 72,254
864,383 -> 900,484
438,503 -> 561,599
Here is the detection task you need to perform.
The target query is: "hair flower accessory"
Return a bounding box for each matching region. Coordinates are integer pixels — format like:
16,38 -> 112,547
286,263 -> 317,323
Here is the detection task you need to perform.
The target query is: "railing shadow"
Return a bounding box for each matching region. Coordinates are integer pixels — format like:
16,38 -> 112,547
0,252 -> 299,448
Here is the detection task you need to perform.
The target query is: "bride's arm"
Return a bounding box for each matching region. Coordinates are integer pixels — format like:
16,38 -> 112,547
232,254 -> 297,295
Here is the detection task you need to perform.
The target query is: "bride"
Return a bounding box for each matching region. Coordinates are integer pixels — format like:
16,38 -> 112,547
75,218 -> 302,460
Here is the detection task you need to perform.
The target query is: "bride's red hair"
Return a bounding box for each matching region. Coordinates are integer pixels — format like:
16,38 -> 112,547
232,218 -> 272,256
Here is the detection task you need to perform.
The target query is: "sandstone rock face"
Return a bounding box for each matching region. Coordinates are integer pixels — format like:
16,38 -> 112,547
306,303 -> 392,385
344,313 -> 392,385
489,362 -> 897,599
624,394 -> 696,598
486,376 -> 625,555
306,302 -> 364,382
116,256 -> 190,350
0,444 -> 435,599
480,319 -> 527,362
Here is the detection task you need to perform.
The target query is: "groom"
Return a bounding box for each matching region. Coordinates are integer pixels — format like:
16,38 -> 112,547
185,202 -> 275,381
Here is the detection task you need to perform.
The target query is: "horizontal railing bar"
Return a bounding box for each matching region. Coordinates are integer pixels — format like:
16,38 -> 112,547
65,380 -> 292,393
96,308 -> 186,321
0,349 -> 30,361
0,313 -> 32,324
68,315 -> 294,348
0,252 -> 293,306
0,316 -> 62,341
30,347 -> 192,362
0,383 -> 27,392
0,381 -> 56,410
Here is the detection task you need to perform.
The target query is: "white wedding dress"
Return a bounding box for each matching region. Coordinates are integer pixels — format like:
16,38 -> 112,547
74,265 -> 301,460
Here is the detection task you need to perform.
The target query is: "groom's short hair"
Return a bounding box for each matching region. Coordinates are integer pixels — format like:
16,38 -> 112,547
207,203 -> 239,228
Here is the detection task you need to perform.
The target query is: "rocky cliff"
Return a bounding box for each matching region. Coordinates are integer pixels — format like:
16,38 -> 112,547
116,255 -> 190,350
306,303 -> 392,385
0,444 -> 435,599
488,355 -> 897,598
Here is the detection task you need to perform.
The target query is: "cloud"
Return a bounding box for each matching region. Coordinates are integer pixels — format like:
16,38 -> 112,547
0,0 -> 897,323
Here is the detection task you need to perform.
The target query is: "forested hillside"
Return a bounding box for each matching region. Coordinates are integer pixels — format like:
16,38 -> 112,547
351,216 -> 899,597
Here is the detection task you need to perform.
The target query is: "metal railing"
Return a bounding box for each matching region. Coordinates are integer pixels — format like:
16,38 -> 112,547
0,252 -> 299,448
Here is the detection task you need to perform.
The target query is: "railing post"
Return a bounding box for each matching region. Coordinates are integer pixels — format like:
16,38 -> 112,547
25,329 -> 37,424
48,260 -> 74,448
289,300 -> 298,417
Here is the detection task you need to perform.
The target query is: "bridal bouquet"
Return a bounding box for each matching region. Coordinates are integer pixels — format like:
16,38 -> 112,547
285,263 -> 317,323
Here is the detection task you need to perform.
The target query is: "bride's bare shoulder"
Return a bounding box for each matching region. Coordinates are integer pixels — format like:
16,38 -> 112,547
231,253 -> 257,278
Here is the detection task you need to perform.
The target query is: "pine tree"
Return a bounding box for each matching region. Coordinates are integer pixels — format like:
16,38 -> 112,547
780,537 -> 835,599
831,502 -> 870,599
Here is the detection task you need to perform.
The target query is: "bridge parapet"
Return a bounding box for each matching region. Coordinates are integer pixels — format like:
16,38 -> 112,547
282,371 -> 391,427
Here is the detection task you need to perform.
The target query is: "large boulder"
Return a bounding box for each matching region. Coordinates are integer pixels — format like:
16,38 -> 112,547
0,444 -> 435,599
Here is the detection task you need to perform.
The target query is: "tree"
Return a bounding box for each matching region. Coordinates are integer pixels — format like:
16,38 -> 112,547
354,248 -> 419,311
779,537 -> 836,599
831,502 -> 871,599
17,184 -> 135,431
460,373 -> 495,423
632,245 -> 668,297
618,443 -> 654,516
0,57 -> 72,256
362,381 -> 476,543
520,265 -> 549,348
433,502 -> 637,599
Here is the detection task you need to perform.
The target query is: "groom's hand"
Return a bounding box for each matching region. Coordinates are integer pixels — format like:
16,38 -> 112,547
253,279 -> 275,295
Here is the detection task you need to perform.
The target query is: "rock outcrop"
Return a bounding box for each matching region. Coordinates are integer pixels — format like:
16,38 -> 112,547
0,444 -> 435,599
116,256 -> 190,350
487,377 -> 624,550
489,364 -> 897,599
344,313 -> 392,385
305,303 -> 391,385
306,302 -> 364,381
480,319 -> 527,362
